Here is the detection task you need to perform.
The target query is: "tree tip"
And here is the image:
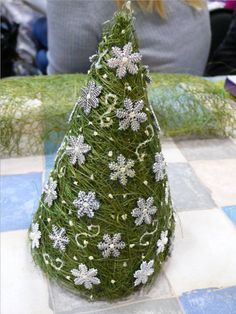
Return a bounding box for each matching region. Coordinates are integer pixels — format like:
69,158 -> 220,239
124,0 -> 133,14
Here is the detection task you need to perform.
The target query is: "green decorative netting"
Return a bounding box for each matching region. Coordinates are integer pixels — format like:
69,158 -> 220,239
0,73 -> 236,157
0,75 -> 85,157
0,73 -> 235,157
149,76 -> 235,138
29,9 -> 175,300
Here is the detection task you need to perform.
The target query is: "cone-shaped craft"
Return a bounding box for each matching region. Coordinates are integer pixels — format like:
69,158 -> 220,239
29,5 -> 175,300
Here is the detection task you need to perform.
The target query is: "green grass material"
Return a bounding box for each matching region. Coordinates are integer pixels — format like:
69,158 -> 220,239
29,10 -> 175,301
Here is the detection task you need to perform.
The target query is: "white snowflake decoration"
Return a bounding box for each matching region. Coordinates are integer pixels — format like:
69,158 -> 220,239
107,42 -> 142,79
76,80 -> 102,115
109,154 -> 135,186
156,230 -> 168,255
71,263 -> 100,289
116,98 -> 147,131
131,197 -> 158,226
153,152 -> 166,181
43,177 -> 57,207
29,222 -> 41,249
134,260 -> 154,286
65,135 -> 91,165
97,233 -> 126,258
73,191 -> 100,218
49,225 -> 69,252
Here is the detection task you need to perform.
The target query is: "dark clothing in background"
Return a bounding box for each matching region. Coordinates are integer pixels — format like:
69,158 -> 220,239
206,11 -> 236,76
1,16 -> 19,77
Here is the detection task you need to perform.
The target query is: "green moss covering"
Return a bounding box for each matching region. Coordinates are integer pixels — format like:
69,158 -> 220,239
29,9 -> 175,300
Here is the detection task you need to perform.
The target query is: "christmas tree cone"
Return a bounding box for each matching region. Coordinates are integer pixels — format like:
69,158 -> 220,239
29,4 -> 175,301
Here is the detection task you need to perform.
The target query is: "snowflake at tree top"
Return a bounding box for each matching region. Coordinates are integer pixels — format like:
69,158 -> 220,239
30,2 -> 175,301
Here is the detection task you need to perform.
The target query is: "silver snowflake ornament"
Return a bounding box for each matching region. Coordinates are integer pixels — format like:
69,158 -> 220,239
107,42 -> 142,79
97,233 -> 126,258
49,225 -> 69,252
131,197 -> 158,226
134,260 -> 154,286
153,152 -> 166,181
43,177 -> 57,207
76,80 -> 102,115
109,154 -> 135,186
71,263 -> 101,290
73,191 -> 100,218
116,98 -> 147,131
65,135 -> 91,165
156,230 -> 168,255
29,222 -> 41,249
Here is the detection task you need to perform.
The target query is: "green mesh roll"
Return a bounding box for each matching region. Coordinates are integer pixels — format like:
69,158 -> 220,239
29,7 -> 175,300
1,73 -> 235,158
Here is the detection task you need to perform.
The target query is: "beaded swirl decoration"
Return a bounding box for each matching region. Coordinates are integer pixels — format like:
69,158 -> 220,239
29,6 -> 175,301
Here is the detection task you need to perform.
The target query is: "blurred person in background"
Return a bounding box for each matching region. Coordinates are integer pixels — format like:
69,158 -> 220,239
47,0 -> 211,76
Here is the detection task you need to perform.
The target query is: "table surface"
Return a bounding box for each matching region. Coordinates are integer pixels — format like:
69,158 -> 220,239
1,137 -> 236,314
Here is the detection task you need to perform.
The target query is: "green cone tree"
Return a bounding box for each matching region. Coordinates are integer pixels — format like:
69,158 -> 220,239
29,5 -> 175,300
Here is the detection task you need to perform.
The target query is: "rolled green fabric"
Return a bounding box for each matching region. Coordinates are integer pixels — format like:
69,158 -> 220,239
1,73 -> 235,158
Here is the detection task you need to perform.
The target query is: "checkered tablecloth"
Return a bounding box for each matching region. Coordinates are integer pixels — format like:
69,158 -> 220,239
1,138 -> 236,314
